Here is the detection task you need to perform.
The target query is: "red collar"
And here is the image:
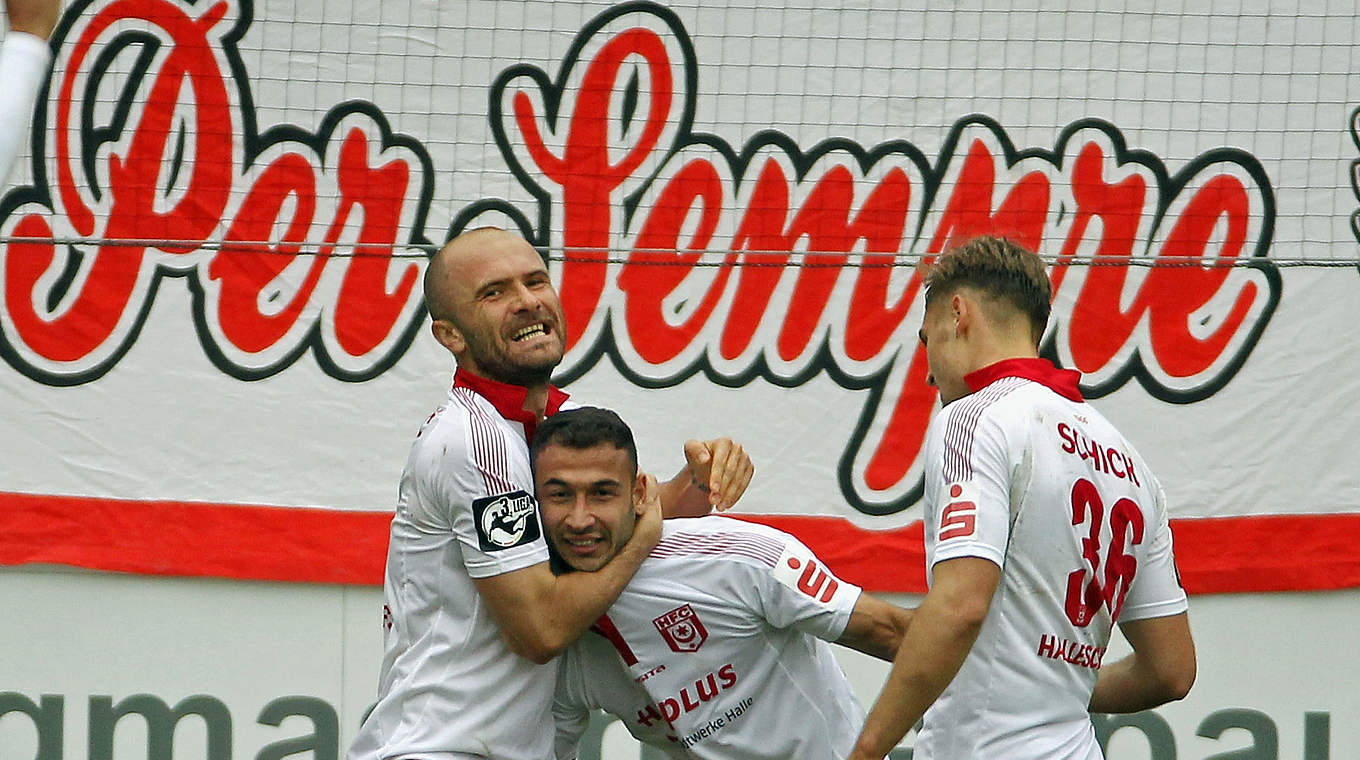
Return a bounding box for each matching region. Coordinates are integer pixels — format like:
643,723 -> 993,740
453,369 -> 571,441
964,358 -> 1084,402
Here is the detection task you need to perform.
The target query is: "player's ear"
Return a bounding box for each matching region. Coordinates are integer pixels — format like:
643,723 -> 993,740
951,293 -> 971,336
632,471 -> 647,516
431,318 -> 466,354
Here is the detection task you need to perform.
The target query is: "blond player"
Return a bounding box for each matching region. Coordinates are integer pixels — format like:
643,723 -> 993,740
848,237 -> 1196,760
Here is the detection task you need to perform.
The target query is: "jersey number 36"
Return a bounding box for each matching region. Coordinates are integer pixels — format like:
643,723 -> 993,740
1065,478 -> 1145,627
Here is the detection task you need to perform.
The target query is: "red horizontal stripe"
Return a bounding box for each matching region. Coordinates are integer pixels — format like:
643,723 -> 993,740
1164,514 -> 1360,594
733,513 -> 1360,595
2,491 -> 1357,594
0,491 -> 390,585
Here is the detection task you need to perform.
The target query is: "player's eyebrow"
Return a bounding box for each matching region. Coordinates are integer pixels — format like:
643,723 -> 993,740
472,276 -> 512,297
475,265 -> 550,294
539,476 -> 623,489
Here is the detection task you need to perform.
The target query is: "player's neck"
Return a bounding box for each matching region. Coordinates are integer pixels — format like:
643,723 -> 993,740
966,330 -> 1041,375
523,383 -> 551,420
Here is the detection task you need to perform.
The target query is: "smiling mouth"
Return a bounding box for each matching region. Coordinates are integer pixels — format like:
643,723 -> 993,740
561,536 -> 602,553
512,323 -> 549,342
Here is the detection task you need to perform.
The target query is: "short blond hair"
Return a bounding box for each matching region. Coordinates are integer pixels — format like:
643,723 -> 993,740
924,236 -> 1052,343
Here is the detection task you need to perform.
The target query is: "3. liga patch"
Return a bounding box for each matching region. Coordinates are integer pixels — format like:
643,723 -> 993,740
472,490 -> 541,551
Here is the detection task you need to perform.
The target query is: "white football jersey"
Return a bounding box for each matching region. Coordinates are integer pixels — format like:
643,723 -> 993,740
916,359 -> 1188,760
348,371 -> 571,760
553,516 -> 866,760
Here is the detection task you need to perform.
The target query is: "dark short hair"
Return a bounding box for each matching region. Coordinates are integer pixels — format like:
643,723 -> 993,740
924,236 -> 1052,343
530,407 -> 639,476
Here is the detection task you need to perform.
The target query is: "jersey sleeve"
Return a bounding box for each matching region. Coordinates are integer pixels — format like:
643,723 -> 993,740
552,651 -> 591,760
746,533 -> 862,641
414,413 -> 549,579
1119,479 -> 1189,621
928,403 -> 1014,570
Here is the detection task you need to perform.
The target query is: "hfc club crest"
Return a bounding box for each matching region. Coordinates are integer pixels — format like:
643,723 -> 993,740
653,604 -> 708,653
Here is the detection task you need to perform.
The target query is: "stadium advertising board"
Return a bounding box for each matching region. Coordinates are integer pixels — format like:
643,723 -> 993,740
1,571 -> 1356,758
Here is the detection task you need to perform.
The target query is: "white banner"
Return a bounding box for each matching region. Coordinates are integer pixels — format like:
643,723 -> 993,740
1,0 -> 1357,591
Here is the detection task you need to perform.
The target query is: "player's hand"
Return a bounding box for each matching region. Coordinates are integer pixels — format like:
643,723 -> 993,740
632,472 -> 663,549
683,438 -> 753,511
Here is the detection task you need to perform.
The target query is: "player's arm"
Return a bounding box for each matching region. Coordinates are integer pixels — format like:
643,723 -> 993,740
1088,612 -> 1195,713
552,659 -> 591,760
0,0 -> 60,187
846,557 -> 1001,760
1090,475 -> 1195,713
6,0 -> 62,38
551,704 -> 588,760
835,593 -> 914,662
473,475 -> 663,664
658,437 -> 754,516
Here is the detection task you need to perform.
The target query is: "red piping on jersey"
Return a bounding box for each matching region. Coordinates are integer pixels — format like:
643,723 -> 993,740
942,376 -> 1027,484
453,368 -> 570,441
590,613 -> 639,666
964,357 -> 1083,402
649,530 -> 785,568
456,387 -> 517,495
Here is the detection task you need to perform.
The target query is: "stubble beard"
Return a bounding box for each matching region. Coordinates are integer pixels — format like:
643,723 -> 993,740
494,359 -> 557,388
473,343 -> 560,387
460,323 -> 564,387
